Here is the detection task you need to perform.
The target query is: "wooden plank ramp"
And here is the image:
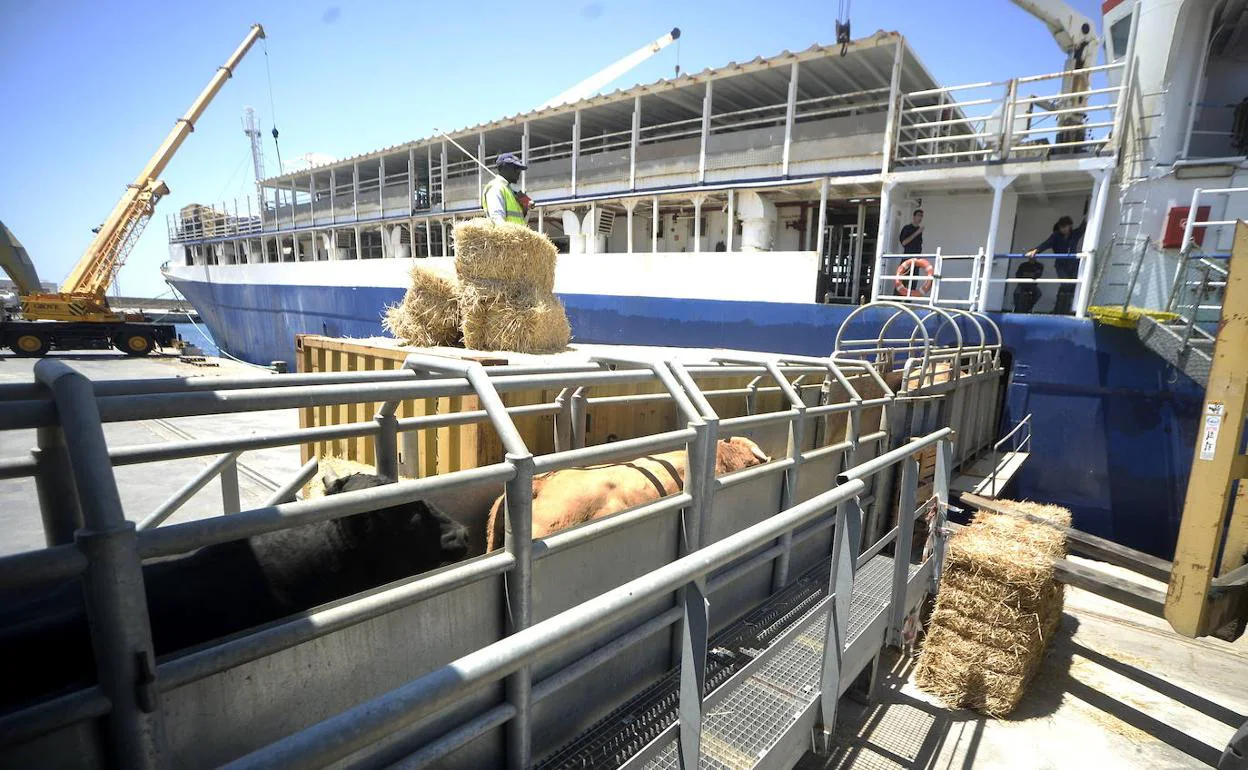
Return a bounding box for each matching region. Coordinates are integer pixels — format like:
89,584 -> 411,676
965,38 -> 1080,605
949,495 -> 1173,618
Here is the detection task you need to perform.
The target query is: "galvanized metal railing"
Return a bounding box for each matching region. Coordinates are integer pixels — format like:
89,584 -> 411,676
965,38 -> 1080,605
873,248 -> 1095,317
0,347 -> 981,769
1170,186 -> 1241,324
223,429 -> 954,770
894,60 -> 1129,167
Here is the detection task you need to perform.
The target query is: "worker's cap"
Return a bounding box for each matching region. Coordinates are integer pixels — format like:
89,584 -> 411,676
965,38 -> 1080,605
495,152 -> 527,170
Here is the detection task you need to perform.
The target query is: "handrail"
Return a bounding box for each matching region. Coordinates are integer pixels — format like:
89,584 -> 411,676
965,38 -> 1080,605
221,427 -> 954,770
895,61 -> 1124,169
0,345 -> 983,767
989,414 -> 1032,495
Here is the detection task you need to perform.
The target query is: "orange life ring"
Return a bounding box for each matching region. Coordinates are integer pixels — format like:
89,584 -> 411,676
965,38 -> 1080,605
894,258 -> 934,297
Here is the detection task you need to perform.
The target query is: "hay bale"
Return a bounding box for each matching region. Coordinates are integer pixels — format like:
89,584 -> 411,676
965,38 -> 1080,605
382,266 -> 462,347
460,286 -> 570,353
453,218 -> 557,293
914,499 -> 1071,717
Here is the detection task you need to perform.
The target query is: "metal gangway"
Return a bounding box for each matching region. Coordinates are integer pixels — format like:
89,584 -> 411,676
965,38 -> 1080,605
0,333 -> 1001,768
1133,186 -> 1242,386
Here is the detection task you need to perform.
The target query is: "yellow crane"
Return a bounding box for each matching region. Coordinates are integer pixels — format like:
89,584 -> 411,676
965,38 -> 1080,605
1,24 -> 266,356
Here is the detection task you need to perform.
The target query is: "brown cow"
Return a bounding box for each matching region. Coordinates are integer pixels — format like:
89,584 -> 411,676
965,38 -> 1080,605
485,436 -> 771,551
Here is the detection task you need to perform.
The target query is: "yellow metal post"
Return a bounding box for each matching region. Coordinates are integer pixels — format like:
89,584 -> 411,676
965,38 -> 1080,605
1165,221 -> 1248,638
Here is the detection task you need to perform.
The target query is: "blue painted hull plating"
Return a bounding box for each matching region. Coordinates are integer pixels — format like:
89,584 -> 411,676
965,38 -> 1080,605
168,276 -> 1202,558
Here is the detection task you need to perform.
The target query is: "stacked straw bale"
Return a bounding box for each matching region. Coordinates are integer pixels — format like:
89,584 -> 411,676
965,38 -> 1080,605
914,500 -> 1071,716
382,266 -> 462,347
453,219 -> 570,353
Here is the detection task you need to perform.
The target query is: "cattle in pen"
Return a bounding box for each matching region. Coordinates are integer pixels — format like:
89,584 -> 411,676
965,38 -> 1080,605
485,436 -> 772,551
0,470 -> 469,712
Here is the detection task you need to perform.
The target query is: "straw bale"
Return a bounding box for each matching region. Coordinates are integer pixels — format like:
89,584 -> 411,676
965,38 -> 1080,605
460,286 -> 570,353
914,501 -> 1071,717
938,571 -> 1064,619
930,601 -> 1060,655
453,218 -> 557,293
382,266 -> 462,347
941,509 -> 1068,599
914,635 -> 1036,717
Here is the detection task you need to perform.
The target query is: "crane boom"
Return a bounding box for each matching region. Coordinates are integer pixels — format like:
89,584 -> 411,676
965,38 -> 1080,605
0,221 -> 42,298
537,28 -> 681,111
1009,0 -> 1102,143
1010,0 -> 1100,71
23,24 -> 266,322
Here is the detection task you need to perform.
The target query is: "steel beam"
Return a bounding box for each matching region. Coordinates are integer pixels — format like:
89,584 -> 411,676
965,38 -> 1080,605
1165,221 -> 1248,638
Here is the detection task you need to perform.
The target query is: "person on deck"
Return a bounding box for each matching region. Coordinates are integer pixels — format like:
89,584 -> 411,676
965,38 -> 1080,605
482,153 -> 532,225
899,209 -> 924,254
1025,215 -> 1086,315
1013,254 -> 1044,313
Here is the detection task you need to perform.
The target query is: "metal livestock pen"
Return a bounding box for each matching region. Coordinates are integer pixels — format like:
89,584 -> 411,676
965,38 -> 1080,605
0,307 -> 1002,769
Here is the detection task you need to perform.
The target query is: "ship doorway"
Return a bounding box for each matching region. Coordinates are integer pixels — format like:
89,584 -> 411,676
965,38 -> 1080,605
818,200 -> 878,305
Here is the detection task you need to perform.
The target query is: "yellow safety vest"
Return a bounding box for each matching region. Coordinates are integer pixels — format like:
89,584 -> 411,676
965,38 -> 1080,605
482,177 -> 526,224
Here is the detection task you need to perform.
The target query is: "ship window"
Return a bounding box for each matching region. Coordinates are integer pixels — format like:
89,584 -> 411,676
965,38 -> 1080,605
1110,16 -> 1132,60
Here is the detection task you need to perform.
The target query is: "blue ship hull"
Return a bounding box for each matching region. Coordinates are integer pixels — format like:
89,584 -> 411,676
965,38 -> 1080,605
168,275 -> 1202,559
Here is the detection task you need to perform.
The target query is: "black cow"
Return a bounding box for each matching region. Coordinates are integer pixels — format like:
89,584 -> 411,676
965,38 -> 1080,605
0,471 -> 470,712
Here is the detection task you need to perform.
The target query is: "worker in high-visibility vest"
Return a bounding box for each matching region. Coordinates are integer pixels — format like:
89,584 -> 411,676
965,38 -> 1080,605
482,153 -> 532,225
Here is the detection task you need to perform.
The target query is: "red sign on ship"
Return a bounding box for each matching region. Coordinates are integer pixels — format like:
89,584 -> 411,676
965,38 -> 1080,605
1162,205 -> 1211,249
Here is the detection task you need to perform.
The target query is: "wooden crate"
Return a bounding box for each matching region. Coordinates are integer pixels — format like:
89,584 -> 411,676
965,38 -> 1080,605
295,335 -> 888,477
297,335 -> 534,477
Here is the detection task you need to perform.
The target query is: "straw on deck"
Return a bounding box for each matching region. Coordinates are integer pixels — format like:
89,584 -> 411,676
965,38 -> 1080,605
914,499 -> 1071,717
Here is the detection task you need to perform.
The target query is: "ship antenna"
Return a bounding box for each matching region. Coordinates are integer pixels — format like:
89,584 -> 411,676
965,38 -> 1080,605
263,37 -> 284,172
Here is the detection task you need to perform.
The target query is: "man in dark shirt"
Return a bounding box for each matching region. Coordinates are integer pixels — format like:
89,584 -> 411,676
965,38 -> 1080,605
1025,215 -> 1086,315
1013,254 -> 1044,313
899,209 -> 924,254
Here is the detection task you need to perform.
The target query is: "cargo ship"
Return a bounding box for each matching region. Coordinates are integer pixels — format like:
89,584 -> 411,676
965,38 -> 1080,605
162,0 -> 1238,558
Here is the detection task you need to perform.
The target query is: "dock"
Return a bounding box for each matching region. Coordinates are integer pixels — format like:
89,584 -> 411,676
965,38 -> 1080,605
0,351 -> 289,557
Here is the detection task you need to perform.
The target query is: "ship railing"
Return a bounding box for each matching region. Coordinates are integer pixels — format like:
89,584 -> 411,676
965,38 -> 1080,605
872,248 -> 1095,318
834,301 -> 1003,468
894,60 -> 1126,168
169,198 -> 266,244
981,251 -> 1094,318
987,413 -> 1031,496
872,248 -> 984,309
0,350 -> 987,769
1169,187 -> 1244,329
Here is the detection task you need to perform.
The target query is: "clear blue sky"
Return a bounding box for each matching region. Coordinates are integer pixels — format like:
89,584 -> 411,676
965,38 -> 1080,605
0,0 -> 1100,297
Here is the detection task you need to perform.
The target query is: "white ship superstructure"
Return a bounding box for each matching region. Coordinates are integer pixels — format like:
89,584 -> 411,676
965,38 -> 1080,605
160,0 -> 1246,558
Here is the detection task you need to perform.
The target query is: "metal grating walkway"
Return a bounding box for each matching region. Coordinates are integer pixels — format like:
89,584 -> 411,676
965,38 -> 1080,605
537,554 -> 915,770
641,556 -> 902,770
